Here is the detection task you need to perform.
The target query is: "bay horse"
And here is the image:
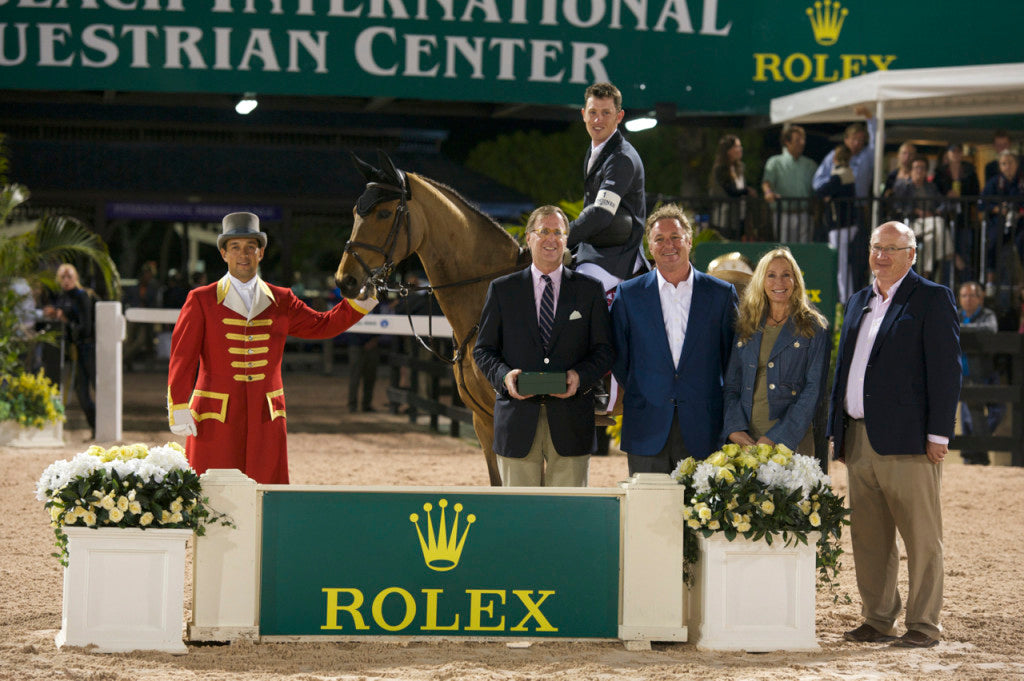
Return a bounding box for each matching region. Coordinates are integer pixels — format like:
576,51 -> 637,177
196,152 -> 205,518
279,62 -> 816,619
336,151 -> 529,486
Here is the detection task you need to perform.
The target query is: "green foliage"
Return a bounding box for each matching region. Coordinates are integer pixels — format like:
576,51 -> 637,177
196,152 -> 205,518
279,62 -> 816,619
0,184 -> 121,298
466,125 -> 585,205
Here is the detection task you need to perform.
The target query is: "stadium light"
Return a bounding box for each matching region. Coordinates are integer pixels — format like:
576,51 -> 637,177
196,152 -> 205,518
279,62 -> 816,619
235,93 -> 258,115
624,116 -> 657,133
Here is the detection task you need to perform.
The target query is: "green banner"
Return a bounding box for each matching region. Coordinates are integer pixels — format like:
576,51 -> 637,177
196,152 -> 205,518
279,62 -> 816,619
693,241 -> 839,326
0,1 -> 1019,114
260,491 -> 621,637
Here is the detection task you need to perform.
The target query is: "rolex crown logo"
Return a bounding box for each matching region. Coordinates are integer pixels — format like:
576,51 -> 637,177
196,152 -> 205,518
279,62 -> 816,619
806,0 -> 848,46
410,498 -> 476,572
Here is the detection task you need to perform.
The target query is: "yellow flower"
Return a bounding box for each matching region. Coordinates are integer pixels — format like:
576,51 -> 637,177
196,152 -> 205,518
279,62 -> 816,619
85,445 -> 106,457
736,452 -> 760,470
731,512 -> 743,525
682,506 -> 693,520
169,441 -> 185,454
160,510 -> 172,524
813,501 -> 821,511
49,504 -> 63,523
708,520 -> 720,530
809,512 -> 821,527
720,443 -> 741,457
749,493 -> 757,504
760,500 -> 775,515
100,495 -> 115,511
128,501 -> 142,515
117,496 -> 129,512
170,497 -> 183,513
736,521 -> 751,533
108,507 -> 124,523
726,497 -> 739,511
170,512 -> 183,523
715,467 -> 735,483
707,450 -> 728,467
798,500 -> 812,515
687,519 -> 702,530
83,511 -> 97,527
755,443 -> 774,459
139,512 -> 154,526
675,457 -> 697,477
63,507 -> 80,524
770,451 -> 791,466
698,507 -> 712,521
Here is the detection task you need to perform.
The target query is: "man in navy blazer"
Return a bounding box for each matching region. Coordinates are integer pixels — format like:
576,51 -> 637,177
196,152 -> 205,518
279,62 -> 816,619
568,82 -> 648,297
828,221 -> 961,649
611,204 -> 738,472
474,206 -> 614,487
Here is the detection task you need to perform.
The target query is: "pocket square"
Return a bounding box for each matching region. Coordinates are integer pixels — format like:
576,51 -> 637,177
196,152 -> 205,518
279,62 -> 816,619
569,310 -> 583,320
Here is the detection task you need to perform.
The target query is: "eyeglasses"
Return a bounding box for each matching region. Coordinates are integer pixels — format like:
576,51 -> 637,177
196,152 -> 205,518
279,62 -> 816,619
530,228 -> 567,238
870,245 -> 912,256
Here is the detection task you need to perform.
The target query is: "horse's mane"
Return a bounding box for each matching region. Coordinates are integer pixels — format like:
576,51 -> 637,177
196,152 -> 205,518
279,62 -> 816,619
417,175 -> 521,250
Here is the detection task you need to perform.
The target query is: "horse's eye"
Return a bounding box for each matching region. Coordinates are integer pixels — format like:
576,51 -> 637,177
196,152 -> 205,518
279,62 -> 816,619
377,208 -> 392,219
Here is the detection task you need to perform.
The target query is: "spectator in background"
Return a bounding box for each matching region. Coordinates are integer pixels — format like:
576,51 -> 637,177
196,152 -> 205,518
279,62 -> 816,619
934,144 -> 981,281
816,144 -> 857,302
985,130 -> 1015,184
980,150 -> 1024,309
956,281 -> 1002,466
709,134 -> 758,240
895,156 -> 947,280
882,142 -> 917,197
813,106 -> 877,292
812,105 -> 877,201
123,261 -> 160,365
162,269 -> 189,309
762,124 -> 817,243
42,264 -> 96,434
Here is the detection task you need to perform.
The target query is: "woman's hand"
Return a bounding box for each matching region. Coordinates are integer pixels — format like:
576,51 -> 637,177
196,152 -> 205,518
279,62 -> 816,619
729,431 -> 757,446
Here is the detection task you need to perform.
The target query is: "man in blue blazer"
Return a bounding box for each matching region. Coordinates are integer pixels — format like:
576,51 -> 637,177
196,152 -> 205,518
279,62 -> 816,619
611,204 -> 738,472
828,221 -> 961,649
474,206 -> 614,487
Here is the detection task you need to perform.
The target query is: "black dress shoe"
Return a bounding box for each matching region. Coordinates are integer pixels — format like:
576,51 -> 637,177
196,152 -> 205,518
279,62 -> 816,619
891,630 -> 939,648
844,623 -> 897,643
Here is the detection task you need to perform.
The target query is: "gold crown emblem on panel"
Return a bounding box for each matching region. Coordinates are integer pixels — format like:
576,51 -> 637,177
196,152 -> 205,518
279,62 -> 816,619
410,498 -> 476,572
806,0 -> 848,46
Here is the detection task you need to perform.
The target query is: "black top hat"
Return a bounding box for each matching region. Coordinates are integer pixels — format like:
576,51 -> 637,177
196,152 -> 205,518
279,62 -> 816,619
218,212 -> 267,250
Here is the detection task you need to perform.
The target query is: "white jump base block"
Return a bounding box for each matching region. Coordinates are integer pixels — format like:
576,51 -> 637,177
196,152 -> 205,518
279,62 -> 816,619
56,526 -> 192,654
0,420 -> 64,447
690,533 -> 820,652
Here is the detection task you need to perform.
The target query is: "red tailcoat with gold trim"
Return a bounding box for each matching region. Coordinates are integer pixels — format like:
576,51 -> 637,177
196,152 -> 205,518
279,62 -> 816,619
167,276 -> 368,484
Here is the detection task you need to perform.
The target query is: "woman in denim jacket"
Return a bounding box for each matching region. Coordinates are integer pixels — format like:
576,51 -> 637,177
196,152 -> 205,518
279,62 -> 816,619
722,247 -> 829,457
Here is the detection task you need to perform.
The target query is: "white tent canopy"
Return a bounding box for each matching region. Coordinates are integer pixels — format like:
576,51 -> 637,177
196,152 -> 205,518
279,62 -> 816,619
770,62 -> 1024,201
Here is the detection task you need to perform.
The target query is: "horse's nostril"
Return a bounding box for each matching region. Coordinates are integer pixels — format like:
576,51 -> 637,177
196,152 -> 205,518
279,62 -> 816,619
339,276 -> 360,298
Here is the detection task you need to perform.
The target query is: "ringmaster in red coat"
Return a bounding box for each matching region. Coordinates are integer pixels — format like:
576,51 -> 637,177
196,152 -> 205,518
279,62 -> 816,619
167,212 -> 376,483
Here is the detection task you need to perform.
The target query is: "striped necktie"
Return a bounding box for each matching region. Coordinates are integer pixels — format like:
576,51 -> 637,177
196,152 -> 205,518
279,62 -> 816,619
539,274 -> 555,351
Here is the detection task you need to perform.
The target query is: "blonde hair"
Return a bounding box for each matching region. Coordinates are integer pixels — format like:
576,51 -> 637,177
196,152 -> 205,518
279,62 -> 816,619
735,247 -> 827,342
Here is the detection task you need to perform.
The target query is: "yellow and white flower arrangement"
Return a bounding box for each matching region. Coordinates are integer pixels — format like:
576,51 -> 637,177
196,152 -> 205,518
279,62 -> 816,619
36,442 -> 230,564
0,369 -> 65,428
673,442 -> 850,590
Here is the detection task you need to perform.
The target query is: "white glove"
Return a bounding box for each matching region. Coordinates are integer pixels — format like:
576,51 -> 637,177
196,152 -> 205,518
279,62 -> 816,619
170,409 -> 197,437
346,289 -> 378,314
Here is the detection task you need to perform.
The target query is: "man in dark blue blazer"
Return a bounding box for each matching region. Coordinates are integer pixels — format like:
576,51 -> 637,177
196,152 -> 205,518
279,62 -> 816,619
828,221 -> 961,649
474,206 -> 614,487
611,204 -> 738,472
568,82 -> 648,297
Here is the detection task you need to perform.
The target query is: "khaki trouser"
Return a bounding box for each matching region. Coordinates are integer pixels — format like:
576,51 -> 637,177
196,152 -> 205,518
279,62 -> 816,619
497,406 -> 589,487
845,419 -> 944,639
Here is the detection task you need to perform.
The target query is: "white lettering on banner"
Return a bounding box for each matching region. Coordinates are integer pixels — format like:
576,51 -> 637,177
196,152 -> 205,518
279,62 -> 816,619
0,22 -> 329,71
0,0 -> 184,8
172,0 -> 732,33
354,26 -> 608,83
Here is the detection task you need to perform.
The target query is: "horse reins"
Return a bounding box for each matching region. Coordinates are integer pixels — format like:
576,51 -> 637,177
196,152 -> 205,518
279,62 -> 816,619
343,176 -> 523,368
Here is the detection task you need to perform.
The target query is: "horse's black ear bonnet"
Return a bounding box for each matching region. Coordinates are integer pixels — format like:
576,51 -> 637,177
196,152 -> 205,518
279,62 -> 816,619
352,151 -> 412,217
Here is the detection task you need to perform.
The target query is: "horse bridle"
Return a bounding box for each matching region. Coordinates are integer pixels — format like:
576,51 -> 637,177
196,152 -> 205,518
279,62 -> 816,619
343,175 -> 521,366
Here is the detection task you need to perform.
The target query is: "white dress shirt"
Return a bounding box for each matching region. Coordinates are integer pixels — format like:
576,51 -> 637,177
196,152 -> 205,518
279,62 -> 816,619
228,274 -> 258,317
587,137 -> 611,175
656,267 -> 694,367
530,264 -> 562,322
844,271 -> 947,445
